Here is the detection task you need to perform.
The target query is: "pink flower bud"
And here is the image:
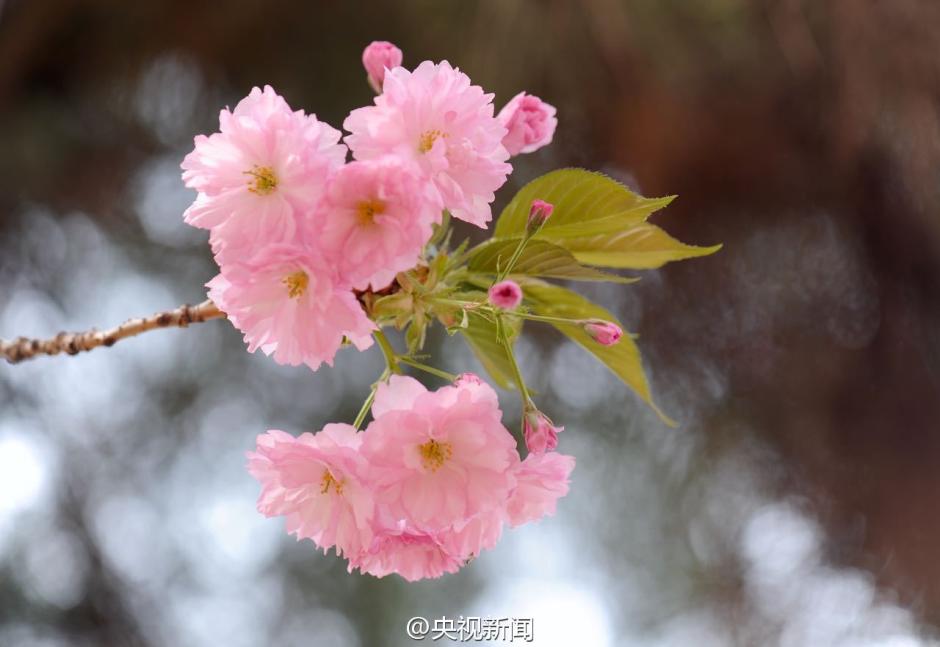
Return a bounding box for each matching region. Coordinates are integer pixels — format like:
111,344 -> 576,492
362,41 -> 403,93
488,280 -> 523,310
524,409 -> 563,454
583,319 -> 623,346
527,199 -> 554,232
496,92 -> 558,156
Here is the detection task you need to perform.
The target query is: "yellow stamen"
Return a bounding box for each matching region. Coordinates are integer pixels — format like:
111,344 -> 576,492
356,198 -> 386,225
245,165 -> 278,195
282,270 -> 309,299
417,129 -> 444,154
320,470 -> 344,495
418,438 -> 453,472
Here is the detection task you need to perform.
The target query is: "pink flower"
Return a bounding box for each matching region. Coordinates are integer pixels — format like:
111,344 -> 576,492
439,509 -> 505,560
344,61 -> 511,228
317,158 -> 441,291
454,372 -> 484,387
527,199 -> 554,232
352,518 -> 463,581
506,452 -> 575,527
523,409 -> 563,454
361,374 -> 518,529
181,85 -> 346,262
352,509 -> 506,581
583,319 -> 623,346
207,242 -> 375,370
247,424 -> 375,558
362,41 -> 403,93
488,280 -> 523,309
496,92 -> 557,156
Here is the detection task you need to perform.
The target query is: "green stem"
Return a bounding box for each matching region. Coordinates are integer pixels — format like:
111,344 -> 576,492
496,234 -> 532,282
398,356 -> 458,382
436,302 -> 580,328
373,328 -> 401,374
352,367 -> 390,430
352,391 -> 375,430
430,297 -> 486,310
496,314 -> 532,405
511,311 -> 584,326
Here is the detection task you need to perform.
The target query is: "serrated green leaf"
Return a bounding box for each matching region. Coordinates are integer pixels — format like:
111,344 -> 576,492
534,197 -> 677,239
523,281 -> 675,426
468,238 -> 637,283
563,223 -> 723,270
494,168 -> 672,239
493,168 -> 720,271
459,311 -> 520,389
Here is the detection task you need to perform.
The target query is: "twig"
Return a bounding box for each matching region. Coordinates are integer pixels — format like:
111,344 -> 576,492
1,299 -> 225,364
352,367 -> 391,430
397,356 -> 458,382
372,328 -> 401,374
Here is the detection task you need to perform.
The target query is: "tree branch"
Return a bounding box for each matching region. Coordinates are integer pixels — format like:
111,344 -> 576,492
1,299 -> 225,364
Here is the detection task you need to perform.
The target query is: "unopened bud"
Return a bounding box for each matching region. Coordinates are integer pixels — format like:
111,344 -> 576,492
526,199 -> 554,234
488,280 -> 523,310
523,407 -> 563,454
362,41 -> 403,93
497,93 -> 558,156
583,319 -> 623,346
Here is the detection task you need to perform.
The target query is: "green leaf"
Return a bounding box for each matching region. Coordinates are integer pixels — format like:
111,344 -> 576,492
522,281 -> 676,426
530,198 -> 676,239
493,168 -> 720,270
459,311 -> 520,389
563,223 -> 723,270
468,238 -> 637,283
494,168 -> 674,239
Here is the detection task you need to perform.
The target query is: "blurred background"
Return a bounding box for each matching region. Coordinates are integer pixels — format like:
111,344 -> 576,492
2,1 -> 940,645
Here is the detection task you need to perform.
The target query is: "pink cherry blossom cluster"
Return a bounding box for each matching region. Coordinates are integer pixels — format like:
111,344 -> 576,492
248,374 -> 574,581
178,42 -> 579,581
181,42 -> 557,371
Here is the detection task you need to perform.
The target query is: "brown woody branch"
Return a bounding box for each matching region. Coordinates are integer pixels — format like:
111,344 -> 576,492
1,299 -> 225,365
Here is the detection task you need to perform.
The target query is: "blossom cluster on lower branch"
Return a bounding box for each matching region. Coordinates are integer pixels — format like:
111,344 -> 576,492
248,374 -> 574,581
